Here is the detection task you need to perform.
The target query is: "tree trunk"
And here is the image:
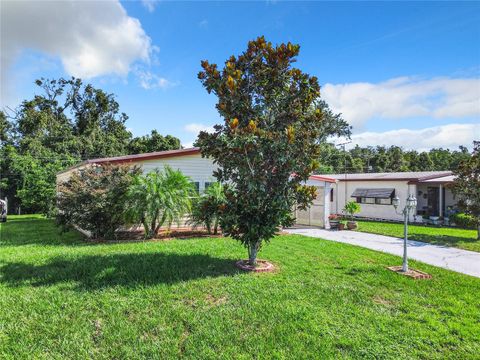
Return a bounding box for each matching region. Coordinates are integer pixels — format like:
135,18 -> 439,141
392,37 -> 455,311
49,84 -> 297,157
213,217 -> 219,235
248,242 -> 260,266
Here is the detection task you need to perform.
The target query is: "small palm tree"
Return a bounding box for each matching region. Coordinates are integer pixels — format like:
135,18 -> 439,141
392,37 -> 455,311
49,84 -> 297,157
126,166 -> 195,238
188,182 -> 226,234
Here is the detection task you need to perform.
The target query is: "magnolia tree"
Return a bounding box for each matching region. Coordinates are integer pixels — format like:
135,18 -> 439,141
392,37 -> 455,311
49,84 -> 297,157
197,37 -> 350,265
452,141 -> 480,239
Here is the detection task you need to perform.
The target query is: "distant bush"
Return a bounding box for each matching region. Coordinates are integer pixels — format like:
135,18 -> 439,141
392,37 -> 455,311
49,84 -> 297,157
450,213 -> 476,229
56,164 -> 140,239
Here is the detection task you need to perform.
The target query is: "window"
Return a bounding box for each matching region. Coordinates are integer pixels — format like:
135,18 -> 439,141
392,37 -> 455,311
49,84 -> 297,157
330,188 -> 334,202
375,198 -> 392,205
205,182 -> 214,191
352,188 -> 395,206
193,182 -> 200,194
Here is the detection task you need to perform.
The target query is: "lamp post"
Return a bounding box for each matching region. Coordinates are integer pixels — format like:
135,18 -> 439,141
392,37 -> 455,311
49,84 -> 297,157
392,194 -> 417,272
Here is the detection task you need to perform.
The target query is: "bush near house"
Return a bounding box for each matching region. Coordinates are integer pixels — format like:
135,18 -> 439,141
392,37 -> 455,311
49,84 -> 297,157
188,182 -> 226,235
450,212 -> 477,229
452,141 -> 480,239
56,164 -> 141,239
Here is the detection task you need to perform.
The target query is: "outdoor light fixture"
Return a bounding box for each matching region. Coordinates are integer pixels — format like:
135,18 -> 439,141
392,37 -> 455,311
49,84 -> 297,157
392,194 -> 417,272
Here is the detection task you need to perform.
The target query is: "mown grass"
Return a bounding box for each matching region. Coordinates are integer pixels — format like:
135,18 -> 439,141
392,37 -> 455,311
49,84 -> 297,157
355,220 -> 480,252
0,215 -> 479,359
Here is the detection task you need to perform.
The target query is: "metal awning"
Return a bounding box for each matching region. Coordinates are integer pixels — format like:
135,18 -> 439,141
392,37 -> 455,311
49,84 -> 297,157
351,188 -> 395,199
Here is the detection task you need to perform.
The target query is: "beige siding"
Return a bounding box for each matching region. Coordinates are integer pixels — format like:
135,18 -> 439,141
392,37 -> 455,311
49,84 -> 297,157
138,154 -> 218,192
330,180 -> 417,221
56,154 -> 218,193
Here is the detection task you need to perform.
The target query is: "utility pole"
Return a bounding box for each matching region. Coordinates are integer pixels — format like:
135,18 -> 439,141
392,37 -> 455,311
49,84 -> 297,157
336,141 -> 351,209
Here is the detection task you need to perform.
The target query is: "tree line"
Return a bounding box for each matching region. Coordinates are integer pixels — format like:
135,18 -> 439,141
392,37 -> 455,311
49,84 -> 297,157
317,143 -> 471,174
0,78 -> 181,215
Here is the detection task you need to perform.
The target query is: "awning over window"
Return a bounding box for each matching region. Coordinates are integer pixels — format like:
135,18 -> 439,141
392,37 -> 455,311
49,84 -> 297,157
351,188 -> 395,199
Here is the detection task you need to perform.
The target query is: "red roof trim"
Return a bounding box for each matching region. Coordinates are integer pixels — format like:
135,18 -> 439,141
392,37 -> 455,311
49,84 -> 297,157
309,175 -> 337,183
86,147 -> 201,164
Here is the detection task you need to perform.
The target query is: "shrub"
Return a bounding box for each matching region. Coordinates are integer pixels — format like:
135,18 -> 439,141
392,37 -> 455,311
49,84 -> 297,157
188,182 -> 226,234
450,212 -> 476,229
125,166 -> 195,239
343,201 -> 361,220
56,164 -> 140,239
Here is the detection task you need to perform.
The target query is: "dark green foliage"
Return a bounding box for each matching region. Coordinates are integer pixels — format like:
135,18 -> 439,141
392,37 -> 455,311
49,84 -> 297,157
452,142 -> 480,239
450,213 -> 476,230
56,164 -> 141,239
128,130 -> 181,154
197,37 -> 350,264
188,182 -> 226,234
0,78 -> 180,215
318,143 -> 472,174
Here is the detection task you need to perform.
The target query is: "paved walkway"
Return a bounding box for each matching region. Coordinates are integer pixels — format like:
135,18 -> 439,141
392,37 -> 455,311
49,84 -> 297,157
285,227 -> 480,278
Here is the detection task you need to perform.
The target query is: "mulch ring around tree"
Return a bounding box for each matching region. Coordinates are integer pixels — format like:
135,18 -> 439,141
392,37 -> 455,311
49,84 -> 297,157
387,266 -> 432,279
235,259 -> 276,272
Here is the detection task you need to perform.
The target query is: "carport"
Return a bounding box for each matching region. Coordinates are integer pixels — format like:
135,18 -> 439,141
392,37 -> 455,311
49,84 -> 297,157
295,175 -> 336,229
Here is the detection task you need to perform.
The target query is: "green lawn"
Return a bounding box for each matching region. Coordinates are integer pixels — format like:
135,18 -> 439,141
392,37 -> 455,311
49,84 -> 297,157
355,220 -> 480,252
1,216 -> 479,359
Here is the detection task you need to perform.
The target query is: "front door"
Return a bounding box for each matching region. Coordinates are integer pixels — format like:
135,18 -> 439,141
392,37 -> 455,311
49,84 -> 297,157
427,187 -> 439,216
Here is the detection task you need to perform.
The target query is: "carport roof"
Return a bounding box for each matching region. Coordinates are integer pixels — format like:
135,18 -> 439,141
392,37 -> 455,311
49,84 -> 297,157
316,171 -> 453,182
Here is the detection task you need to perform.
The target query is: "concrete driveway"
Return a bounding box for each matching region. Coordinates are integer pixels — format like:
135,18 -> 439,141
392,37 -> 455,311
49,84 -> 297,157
285,227 -> 480,278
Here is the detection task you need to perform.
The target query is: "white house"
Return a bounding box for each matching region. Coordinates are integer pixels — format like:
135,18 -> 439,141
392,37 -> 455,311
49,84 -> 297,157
56,148 -> 336,228
324,171 -> 457,222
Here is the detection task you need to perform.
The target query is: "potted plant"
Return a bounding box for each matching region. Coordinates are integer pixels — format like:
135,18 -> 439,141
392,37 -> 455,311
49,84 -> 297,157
338,220 -> 346,230
329,214 -> 340,229
343,201 -> 361,230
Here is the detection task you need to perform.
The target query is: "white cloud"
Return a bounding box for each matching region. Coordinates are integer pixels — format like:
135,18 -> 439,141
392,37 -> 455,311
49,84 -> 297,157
1,0 -> 165,104
322,77 -> 480,127
182,123 -> 215,148
135,69 -> 174,90
347,123 -> 480,151
182,141 -> 195,149
184,123 -> 215,134
141,0 -> 159,13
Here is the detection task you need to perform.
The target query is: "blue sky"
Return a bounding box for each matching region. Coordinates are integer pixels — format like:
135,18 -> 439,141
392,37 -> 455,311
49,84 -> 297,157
2,0 -> 479,150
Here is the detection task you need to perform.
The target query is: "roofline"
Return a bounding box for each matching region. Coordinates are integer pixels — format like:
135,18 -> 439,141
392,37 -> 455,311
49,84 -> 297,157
87,147 -> 201,164
331,171 -> 453,183
57,147 -> 201,175
309,175 -> 337,183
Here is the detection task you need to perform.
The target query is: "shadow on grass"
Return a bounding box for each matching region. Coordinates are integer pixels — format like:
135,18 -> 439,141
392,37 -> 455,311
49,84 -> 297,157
408,233 -> 480,247
0,253 -> 240,290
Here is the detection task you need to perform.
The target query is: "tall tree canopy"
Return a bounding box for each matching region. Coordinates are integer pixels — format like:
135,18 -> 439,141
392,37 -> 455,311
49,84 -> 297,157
0,78 -> 181,214
316,143 -> 471,174
452,141 -> 480,239
197,37 -> 350,265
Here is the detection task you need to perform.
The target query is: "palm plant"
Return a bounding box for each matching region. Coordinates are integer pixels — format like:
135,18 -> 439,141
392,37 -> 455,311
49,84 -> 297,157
188,182 -> 226,234
126,166 -> 195,238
